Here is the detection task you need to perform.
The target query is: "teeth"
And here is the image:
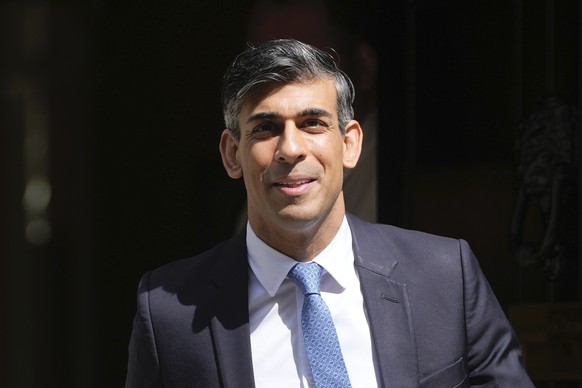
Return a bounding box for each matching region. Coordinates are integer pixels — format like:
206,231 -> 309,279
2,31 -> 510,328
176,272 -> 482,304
277,180 -> 310,187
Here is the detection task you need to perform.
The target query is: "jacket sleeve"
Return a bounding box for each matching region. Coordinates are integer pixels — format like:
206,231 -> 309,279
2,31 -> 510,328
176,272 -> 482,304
125,272 -> 163,388
460,240 -> 534,387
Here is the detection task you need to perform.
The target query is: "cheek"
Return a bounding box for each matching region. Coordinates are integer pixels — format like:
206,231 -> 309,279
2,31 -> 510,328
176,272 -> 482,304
312,138 -> 344,165
245,144 -> 274,171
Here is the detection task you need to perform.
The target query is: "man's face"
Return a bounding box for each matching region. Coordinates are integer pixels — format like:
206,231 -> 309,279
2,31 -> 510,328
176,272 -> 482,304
220,79 -> 361,237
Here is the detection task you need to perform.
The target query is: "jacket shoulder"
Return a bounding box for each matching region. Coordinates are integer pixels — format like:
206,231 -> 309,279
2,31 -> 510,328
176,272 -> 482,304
142,231 -> 247,295
347,213 -> 466,269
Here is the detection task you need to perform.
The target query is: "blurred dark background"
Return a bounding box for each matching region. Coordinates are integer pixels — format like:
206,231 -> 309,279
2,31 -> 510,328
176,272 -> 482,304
1,0 -> 580,387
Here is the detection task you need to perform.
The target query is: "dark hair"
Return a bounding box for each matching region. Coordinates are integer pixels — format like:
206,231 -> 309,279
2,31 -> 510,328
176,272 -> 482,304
221,39 -> 355,139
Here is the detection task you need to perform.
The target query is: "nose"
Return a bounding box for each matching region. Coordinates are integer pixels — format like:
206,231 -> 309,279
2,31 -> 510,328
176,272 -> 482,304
275,122 -> 306,164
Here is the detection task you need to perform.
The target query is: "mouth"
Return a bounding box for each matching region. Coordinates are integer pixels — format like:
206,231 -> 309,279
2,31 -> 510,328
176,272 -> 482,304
271,178 -> 315,196
273,179 -> 315,188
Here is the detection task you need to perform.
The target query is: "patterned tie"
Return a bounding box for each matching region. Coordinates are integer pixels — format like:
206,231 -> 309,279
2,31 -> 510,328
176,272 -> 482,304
288,262 -> 352,388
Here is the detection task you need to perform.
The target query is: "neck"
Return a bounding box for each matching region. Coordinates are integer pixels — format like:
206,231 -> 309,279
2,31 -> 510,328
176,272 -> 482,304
249,197 -> 346,262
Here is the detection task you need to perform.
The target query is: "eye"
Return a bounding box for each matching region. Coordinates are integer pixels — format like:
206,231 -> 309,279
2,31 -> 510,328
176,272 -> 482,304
252,122 -> 279,134
301,119 -> 329,131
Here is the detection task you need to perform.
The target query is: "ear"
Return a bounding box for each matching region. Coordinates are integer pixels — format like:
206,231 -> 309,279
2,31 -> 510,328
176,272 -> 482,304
219,129 -> 243,179
343,120 -> 363,169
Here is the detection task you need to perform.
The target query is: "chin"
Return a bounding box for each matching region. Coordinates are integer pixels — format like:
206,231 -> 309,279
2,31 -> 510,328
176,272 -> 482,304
275,204 -> 330,226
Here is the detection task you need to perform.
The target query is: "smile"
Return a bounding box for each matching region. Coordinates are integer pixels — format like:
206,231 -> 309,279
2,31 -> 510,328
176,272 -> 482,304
273,179 -> 314,188
272,178 -> 315,196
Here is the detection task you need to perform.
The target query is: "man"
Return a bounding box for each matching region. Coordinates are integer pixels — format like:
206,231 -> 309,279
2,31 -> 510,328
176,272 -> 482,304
125,39 -> 533,387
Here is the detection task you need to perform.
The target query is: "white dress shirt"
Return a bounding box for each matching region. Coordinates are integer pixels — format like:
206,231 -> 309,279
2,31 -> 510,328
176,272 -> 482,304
247,217 -> 379,388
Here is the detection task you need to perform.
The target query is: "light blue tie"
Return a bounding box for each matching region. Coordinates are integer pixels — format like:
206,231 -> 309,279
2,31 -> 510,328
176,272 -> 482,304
288,263 -> 352,388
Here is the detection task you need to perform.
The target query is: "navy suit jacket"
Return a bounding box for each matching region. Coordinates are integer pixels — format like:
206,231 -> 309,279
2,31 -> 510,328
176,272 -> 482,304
125,214 -> 533,387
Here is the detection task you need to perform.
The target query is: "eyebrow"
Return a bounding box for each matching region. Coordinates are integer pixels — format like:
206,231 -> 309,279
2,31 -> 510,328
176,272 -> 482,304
246,108 -> 334,124
246,111 -> 279,124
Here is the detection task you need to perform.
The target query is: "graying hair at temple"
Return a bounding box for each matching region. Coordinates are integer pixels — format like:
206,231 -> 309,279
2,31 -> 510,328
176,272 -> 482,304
221,39 -> 355,139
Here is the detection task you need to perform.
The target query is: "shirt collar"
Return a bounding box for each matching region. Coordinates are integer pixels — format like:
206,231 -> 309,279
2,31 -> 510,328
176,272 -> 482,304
247,216 -> 353,297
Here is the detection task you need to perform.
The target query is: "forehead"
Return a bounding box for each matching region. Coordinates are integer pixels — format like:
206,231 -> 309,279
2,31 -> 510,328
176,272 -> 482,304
240,79 -> 337,120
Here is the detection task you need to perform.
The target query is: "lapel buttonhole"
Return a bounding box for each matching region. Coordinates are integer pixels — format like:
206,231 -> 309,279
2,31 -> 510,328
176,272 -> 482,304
381,294 -> 400,303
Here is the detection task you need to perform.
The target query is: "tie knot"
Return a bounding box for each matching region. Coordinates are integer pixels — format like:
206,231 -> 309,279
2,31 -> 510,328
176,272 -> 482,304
288,262 -> 323,295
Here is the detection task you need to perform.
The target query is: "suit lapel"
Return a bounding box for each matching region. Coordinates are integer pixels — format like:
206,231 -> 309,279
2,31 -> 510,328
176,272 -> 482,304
210,318 -> 255,388
205,232 -> 256,388
348,215 -> 419,387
